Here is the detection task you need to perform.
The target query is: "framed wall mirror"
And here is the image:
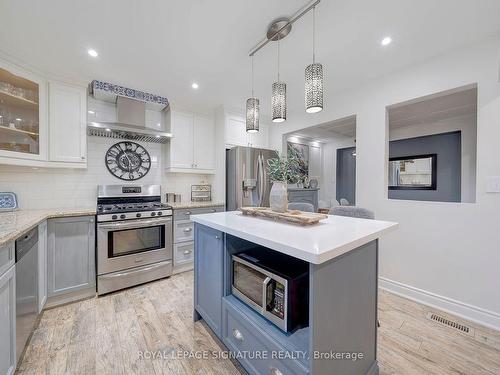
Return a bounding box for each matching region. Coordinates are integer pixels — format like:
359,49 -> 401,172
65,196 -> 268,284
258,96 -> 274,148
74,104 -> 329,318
388,154 -> 437,190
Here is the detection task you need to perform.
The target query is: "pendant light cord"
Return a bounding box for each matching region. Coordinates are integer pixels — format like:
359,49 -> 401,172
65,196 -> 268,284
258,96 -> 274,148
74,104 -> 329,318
251,55 -> 254,97
312,6 -> 316,64
277,37 -> 280,82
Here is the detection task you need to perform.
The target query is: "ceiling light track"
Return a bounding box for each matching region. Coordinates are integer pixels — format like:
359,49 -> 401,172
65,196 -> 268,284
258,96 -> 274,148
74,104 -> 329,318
249,0 -> 321,57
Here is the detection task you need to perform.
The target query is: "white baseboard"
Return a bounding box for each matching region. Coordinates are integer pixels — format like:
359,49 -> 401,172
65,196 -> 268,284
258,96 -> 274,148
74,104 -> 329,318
379,277 -> 500,331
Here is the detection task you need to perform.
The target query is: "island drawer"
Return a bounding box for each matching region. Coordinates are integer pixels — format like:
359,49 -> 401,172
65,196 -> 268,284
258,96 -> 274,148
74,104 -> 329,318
0,241 -> 14,277
173,205 -> 224,221
174,220 -> 194,243
173,242 -> 194,266
222,299 -> 309,375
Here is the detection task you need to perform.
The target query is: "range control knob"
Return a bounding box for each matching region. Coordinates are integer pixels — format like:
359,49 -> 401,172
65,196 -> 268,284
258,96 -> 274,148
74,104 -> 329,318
157,211 -> 163,216
111,215 -> 118,220
120,214 -> 126,219
136,213 -> 142,218
151,212 -> 157,216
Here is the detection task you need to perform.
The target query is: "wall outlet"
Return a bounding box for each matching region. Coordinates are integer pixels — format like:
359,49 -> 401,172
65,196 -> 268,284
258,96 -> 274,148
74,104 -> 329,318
486,176 -> 500,193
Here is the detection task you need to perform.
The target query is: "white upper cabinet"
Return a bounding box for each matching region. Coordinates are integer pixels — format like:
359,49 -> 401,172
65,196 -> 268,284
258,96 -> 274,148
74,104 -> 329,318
0,56 -> 87,168
168,111 -> 194,170
0,59 -> 48,163
223,109 -> 269,149
225,113 -> 247,147
165,110 -> 215,173
193,114 -> 215,171
48,82 -> 87,164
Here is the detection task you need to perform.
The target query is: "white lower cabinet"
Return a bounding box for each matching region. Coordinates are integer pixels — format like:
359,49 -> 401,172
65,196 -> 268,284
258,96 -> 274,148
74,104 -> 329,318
0,265 -> 16,375
38,221 -> 47,312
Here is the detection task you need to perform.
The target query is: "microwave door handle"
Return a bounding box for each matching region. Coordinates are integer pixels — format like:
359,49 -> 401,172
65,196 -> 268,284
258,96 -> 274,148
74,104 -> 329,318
262,276 -> 272,314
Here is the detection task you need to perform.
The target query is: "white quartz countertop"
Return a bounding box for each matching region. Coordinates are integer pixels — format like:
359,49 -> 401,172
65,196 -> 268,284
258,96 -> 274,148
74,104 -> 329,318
191,211 -> 398,264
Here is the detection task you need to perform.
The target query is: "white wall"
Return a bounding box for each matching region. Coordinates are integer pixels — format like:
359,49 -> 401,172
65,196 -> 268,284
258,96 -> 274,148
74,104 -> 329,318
0,136 -> 213,209
389,114 -> 477,202
320,136 -> 356,206
270,36 -> 500,329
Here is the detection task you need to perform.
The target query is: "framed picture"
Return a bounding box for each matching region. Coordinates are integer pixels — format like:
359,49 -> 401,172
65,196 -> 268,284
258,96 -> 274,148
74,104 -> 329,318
287,142 -> 309,177
388,154 -> 437,190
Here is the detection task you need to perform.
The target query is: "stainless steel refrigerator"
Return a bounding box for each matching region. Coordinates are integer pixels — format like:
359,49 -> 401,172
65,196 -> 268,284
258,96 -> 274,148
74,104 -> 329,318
226,146 -> 278,210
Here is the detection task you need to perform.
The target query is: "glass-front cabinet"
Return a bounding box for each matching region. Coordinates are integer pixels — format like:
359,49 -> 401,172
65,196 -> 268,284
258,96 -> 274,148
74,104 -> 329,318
0,61 -> 47,161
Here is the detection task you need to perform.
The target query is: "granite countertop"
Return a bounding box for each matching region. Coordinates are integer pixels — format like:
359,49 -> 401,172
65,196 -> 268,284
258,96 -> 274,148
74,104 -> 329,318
191,211 -> 398,264
0,208 -> 96,247
168,201 -> 225,209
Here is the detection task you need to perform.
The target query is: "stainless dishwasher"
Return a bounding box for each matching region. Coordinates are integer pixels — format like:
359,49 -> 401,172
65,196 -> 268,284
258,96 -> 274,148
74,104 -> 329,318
15,227 -> 38,362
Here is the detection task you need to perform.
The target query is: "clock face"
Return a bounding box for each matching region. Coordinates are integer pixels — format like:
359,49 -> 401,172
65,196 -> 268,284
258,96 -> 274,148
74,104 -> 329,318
105,141 -> 151,181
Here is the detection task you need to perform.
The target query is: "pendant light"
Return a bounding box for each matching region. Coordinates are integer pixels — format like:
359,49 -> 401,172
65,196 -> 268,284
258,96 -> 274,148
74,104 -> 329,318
246,55 -> 259,133
305,6 -> 323,113
272,37 -> 286,123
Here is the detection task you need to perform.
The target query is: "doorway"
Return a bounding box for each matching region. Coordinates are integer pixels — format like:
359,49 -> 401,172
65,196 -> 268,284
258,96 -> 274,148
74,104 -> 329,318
336,147 -> 356,205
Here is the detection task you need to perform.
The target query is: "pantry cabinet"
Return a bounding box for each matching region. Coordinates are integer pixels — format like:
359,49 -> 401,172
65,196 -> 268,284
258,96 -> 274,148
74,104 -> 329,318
165,110 -> 215,173
0,57 -> 87,168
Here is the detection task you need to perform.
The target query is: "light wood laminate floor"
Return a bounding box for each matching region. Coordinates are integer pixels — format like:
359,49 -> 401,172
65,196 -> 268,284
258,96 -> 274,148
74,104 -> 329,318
17,271 -> 500,375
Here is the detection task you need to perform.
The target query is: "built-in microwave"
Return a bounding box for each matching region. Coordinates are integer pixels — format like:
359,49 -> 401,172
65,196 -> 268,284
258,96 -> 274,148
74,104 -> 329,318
232,248 -> 309,332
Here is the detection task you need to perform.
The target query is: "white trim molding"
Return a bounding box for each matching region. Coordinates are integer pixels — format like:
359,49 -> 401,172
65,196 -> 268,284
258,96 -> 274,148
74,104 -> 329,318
379,277 -> 500,331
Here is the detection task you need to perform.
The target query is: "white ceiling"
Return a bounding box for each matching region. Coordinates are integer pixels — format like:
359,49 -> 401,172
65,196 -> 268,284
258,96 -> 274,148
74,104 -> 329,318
287,115 -> 357,142
388,85 -> 477,128
1,0 -> 499,116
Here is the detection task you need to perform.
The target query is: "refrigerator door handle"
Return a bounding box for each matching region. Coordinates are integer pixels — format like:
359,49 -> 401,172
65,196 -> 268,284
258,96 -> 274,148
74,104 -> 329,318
256,154 -> 262,206
261,155 -> 267,207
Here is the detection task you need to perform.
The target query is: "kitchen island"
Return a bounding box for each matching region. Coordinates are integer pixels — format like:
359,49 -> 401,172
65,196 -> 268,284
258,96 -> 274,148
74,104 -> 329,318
192,211 -> 397,375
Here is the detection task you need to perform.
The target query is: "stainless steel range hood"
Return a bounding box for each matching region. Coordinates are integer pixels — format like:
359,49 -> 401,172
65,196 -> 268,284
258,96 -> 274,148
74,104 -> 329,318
87,80 -> 172,144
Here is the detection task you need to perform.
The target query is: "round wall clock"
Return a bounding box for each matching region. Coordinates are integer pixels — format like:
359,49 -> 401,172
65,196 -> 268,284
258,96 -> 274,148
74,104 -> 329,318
105,141 -> 151,181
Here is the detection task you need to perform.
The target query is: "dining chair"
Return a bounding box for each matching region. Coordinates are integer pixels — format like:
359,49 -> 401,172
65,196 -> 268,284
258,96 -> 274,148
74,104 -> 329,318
329,206 -> 375,219
339,198 -> 350,206
288,202 -> 315,212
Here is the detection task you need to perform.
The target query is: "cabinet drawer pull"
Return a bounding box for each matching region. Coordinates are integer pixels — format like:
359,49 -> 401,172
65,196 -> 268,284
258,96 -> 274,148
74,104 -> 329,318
185,211 -> 191,215
232,328 -> 244,342
211,209 -> 216,212
183,227 -> 192,232
183,250 -> 192,255
270,367 -> 283,375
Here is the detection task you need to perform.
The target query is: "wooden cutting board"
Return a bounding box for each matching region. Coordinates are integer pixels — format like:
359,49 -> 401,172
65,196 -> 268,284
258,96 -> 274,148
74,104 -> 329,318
240,206 -> 328,225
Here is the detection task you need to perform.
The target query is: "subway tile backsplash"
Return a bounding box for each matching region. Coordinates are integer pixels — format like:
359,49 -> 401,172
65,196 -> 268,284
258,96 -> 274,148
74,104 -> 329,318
0,137 -> 213,210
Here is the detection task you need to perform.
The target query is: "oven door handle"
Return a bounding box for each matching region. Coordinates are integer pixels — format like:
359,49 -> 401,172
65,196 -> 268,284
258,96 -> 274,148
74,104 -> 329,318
98,217 -> 171,230
99,260 -> 171,279
262,276 -> 272,313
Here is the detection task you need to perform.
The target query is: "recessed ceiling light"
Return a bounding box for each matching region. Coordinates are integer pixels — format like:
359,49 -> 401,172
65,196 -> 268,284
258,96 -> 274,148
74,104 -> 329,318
88,110 -> 95,114
191,82 -> 199,89
15,118 -> 22,121
105,128 -> 111,132
381,36 -> 392,46
87,49 -> 98,57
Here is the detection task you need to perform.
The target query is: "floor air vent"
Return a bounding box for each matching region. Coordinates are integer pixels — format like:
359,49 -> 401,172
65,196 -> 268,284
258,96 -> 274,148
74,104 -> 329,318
426,312 -> 474,335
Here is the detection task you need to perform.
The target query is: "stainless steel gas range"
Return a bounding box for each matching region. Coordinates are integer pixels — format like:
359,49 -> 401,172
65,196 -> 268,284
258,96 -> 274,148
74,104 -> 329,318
96,184 -> 173,295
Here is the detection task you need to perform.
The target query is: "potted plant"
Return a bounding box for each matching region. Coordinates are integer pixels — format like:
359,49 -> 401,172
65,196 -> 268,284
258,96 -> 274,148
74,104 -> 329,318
266,153 -> 301,212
